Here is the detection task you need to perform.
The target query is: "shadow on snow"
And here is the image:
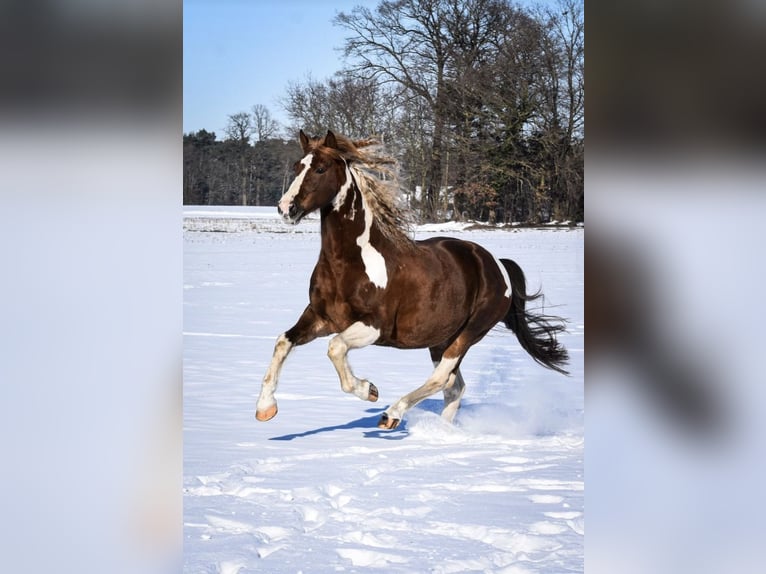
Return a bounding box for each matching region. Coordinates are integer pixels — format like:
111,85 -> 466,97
267,399 -> 451,441
268,406 -> 411,441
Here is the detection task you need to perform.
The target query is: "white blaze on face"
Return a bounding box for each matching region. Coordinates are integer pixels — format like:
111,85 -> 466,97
356,194 -> 388,289
278,153 -> 313,216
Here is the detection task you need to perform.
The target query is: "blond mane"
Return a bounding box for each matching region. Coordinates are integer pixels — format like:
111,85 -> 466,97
311,132 -> 416,250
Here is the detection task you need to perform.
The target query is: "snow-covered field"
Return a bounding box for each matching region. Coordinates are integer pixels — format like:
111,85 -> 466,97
184,207 -> 584,573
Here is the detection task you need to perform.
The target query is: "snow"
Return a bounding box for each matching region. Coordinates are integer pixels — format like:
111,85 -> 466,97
416,221 -> 475,232
184,206 -> 320,233
184,207 -> 583,573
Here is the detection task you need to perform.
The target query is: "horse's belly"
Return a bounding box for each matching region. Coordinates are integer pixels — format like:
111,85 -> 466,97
378,298 -> 469,349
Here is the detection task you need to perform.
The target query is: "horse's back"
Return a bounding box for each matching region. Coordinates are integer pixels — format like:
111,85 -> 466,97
415,236 -> 503,282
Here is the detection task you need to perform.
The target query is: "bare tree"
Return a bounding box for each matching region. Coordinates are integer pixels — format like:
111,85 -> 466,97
250,104 -> 279,142
281,74 -> 330,137
335,0 -> 452,220
188,0 -> 585,220
532,0 -> 584,220
247,105 -> 280,206
224,112 -> 254,206
281,72 -> 397,141
224,111 -> 253,144
336,0 -> 516,221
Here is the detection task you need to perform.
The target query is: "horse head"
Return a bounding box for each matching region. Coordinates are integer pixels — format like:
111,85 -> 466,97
278,130 -> 347,224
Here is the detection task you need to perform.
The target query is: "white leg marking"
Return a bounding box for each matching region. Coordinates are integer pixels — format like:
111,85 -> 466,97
493,256 -> 512,298
441,368 -> 466,423
327,322 -> 380,400
256,333 -> 293,413
386,356 -> 460,421
356,194 -> 388,288
278,153 -> 313,216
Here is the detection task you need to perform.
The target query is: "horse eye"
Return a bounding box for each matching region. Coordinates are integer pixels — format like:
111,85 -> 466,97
315,166 -> 326,174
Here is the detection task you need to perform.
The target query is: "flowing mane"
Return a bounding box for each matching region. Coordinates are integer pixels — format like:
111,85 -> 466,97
311,132 -> 415,249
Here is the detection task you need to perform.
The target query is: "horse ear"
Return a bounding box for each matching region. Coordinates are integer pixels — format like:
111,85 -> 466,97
299,130 -> 310,153
325,130 -> 338,150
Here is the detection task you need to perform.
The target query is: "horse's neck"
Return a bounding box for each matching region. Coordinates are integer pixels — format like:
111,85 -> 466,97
320,185 -> 381,257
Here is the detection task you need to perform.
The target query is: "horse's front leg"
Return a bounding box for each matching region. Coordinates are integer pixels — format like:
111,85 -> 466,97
256,305 -> 332,422
327,321 -> 381,402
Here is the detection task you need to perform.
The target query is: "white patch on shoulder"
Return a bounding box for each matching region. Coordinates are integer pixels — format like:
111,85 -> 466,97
278,153 -> 313,215
494,256 -> 512,298
356,194 -> 388,289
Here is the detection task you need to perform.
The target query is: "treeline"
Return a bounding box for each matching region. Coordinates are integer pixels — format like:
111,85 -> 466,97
184,0 -> 583,223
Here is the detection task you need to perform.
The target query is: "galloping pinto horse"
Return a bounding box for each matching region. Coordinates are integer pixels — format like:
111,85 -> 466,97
256,130 -> 568,430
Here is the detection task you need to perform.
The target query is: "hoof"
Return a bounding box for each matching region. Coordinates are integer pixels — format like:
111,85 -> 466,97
377,413 -> 400,430
255,404 -> 278,422
368,382 -> 379,402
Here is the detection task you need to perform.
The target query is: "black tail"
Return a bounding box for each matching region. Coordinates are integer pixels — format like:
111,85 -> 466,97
501,258 -> 570,375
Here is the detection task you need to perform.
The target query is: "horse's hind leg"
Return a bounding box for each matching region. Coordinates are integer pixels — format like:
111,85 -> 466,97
380,316 -> 498,429
441,369 -> 466,423
378,355 -> 462,430
429,346 -> 465,423
256,305 -> 331,421
327,321 -> 381,402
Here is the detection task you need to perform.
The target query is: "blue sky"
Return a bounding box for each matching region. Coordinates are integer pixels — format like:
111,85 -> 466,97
184,0 -> 371,135
184,0 -> 553,137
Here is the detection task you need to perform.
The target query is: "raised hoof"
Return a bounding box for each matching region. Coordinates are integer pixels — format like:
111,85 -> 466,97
377,413 -> 400,430
368,382 -> 379,402
255,404 -> 278,422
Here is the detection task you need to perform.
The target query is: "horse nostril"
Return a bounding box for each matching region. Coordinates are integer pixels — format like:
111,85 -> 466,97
277,200 -> 302,223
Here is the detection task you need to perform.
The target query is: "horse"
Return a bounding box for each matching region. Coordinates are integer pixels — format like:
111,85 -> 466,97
256,130 -> 569,430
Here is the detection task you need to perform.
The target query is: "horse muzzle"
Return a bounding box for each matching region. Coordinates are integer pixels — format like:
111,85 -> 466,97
278,202 -> 305,224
